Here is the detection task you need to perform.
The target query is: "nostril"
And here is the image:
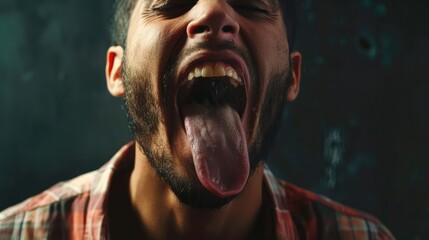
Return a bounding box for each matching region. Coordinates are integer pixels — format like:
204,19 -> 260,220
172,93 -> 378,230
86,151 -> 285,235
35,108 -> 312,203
222,25 -> 234,33
187,14 -> 239,39
194,25 -> 210,34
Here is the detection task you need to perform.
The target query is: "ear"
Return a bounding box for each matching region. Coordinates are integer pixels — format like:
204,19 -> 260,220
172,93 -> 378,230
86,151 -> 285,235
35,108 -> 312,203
286,51 -> 302,102
106,46 -> 125,97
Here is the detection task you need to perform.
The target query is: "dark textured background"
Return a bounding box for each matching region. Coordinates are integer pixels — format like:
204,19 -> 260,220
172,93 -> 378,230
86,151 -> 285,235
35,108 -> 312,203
1,0 -> 428,238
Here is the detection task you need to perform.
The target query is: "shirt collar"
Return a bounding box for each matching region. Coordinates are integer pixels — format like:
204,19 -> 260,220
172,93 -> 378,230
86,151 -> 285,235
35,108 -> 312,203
86,141 -> 135,240
84,143 -> 298,239
263,164 -> 299,239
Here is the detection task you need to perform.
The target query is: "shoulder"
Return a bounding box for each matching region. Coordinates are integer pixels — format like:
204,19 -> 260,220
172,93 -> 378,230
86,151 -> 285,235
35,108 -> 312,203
0,171 -> 96,239
280,180 -> 395,239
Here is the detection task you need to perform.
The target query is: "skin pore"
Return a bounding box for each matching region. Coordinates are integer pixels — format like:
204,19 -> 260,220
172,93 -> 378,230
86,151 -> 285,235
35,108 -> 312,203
106,0 -> 301,239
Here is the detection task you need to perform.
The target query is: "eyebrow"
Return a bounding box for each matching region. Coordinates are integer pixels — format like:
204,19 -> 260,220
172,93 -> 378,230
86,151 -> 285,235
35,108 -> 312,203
141,0 -> 164,8
141,0 -> 154,8
231,0 -> 279,8
268,0 -> 279,8
141,0 -> 280,9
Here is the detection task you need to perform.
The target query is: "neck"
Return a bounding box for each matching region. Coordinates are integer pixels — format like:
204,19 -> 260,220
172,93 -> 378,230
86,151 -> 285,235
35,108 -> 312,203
129,145 -> 265,240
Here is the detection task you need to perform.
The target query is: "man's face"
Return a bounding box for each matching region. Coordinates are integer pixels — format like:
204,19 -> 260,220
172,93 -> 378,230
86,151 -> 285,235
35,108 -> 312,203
120,0 -> 296,208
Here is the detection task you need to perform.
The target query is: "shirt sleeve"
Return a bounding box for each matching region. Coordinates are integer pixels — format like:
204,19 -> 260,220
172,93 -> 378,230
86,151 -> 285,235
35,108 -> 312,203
377,223 -> 396,240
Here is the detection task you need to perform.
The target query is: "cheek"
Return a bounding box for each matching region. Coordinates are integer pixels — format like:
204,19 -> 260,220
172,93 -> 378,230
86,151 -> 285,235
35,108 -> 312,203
256,30 -> 288,74
125,26 -> 177,101
127,21 -> 186,78
244,26 -> 289,95
243,18 -> 288,71
127,27 -> 164,70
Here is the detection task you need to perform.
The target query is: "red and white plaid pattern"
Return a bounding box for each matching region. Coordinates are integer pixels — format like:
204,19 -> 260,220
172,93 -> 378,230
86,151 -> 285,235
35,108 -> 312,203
0,142 -> 395,239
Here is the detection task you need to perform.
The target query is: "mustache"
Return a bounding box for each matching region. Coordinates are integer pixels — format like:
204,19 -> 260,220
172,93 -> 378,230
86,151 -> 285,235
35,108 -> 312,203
179,40 -> 252,65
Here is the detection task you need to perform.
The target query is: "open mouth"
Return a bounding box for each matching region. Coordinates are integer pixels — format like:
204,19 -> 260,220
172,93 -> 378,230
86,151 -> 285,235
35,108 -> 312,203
175,60 -> 250,197
177,62 -> 246,120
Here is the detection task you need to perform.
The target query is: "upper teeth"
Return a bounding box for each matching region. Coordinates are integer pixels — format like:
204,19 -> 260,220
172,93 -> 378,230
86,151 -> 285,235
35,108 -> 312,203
187,62 -> 242,87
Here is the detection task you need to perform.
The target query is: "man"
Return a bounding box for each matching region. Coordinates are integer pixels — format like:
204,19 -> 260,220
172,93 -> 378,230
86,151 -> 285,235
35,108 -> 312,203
0,0 -> 395,239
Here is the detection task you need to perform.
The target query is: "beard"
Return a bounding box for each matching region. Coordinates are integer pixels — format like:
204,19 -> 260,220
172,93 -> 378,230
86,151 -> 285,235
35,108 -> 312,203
122,43 -> 292,209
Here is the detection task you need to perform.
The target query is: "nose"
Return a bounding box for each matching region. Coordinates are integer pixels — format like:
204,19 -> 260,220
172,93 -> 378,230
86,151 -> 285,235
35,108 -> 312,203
187,1 -> 239,41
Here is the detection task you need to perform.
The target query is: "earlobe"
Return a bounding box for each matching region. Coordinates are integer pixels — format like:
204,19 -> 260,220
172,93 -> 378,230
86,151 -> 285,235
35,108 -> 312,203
286,51 -> 302,102
106,46 -> 125,97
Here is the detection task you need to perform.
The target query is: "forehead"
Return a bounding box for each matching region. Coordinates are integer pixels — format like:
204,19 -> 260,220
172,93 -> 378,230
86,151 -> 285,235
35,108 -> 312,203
138,0 -> 280,7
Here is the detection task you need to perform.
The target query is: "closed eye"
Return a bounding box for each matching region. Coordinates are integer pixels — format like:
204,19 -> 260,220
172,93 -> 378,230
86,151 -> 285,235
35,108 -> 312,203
151,3 -> 194,16
233,5 -> 271,15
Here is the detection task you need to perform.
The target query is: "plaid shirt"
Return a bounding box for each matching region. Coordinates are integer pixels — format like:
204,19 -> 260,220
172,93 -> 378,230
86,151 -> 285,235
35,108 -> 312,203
0,142 -> 395,239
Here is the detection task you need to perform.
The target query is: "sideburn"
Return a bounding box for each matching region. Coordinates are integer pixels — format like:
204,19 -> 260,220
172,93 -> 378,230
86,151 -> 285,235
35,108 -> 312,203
122,59 -> 161,149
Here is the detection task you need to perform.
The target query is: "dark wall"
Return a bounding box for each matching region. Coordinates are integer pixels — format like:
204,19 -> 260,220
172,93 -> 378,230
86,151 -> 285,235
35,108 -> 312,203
0,0 -> 129,209
1,0 -> 427,239
269,1 -> 428,238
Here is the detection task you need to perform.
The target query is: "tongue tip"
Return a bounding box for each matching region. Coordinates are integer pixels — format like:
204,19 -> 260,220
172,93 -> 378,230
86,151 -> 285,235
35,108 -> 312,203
200,172 -> 249,198
196,159 -> 250,198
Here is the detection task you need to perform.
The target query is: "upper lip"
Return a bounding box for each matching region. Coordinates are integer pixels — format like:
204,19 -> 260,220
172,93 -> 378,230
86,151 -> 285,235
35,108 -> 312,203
174,50 -> 250,118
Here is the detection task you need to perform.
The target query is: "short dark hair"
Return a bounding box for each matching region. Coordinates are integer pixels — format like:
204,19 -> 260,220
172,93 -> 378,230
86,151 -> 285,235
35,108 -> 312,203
110,0 -> 296,50
110,0 -> 138,46
279,0 -> 296,50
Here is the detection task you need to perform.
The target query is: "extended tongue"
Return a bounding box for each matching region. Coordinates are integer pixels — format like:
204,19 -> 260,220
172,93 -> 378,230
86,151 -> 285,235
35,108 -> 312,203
183,102 -> 249,198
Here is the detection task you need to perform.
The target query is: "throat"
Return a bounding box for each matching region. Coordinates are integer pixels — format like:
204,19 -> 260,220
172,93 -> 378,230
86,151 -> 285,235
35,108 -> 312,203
129,148 -> 267,239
